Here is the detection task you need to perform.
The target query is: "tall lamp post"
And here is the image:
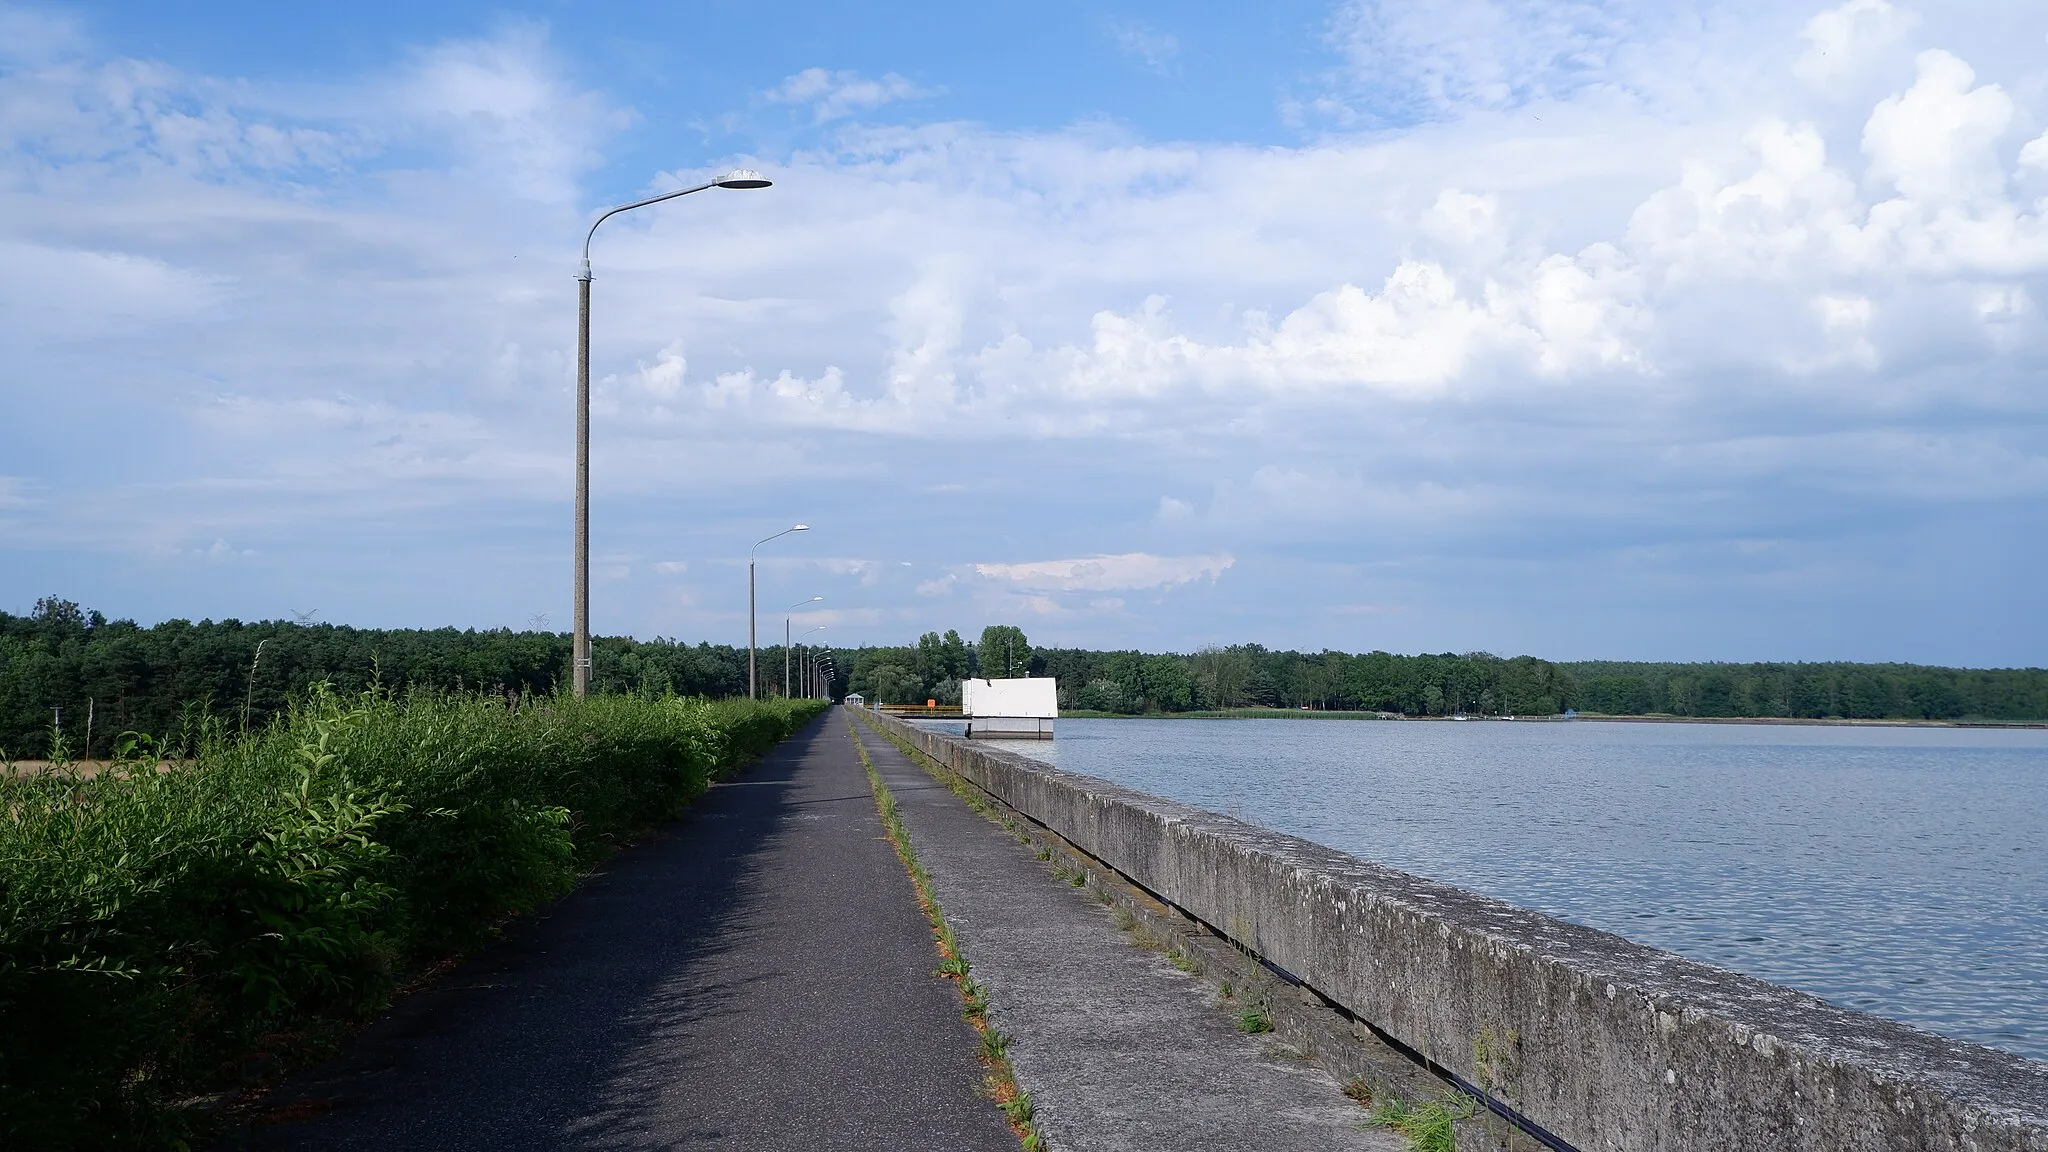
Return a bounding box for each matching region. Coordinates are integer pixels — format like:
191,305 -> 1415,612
814,654 -> 837,700
784,597 -> 823,697
573,168 -> 771,698
750,525 -> 810,697
797,625 -> 825,698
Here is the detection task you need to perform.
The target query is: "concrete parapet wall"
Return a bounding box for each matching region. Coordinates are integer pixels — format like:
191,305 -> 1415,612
871,712 -> 2048,1152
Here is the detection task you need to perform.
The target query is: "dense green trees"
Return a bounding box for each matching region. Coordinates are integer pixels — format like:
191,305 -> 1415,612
9,599 -> 2047,757
841,624 -> 2048,722
1567,661 -> 2048,721
0,599 -> 768,759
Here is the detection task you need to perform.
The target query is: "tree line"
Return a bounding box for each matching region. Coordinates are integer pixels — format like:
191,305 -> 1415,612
843,629 -> 2048,722
0,599 -> 840,759
10,599 -> 2047,758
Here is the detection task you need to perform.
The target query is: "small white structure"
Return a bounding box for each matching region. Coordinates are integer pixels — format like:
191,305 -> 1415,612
844,693 -> 865,708
962,677 -> 1058,740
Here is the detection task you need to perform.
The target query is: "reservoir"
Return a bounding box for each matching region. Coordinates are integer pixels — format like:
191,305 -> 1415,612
933,716 -> 2048,1064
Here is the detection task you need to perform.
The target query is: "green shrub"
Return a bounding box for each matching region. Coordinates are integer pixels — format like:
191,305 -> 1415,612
0,687 -> 825,1148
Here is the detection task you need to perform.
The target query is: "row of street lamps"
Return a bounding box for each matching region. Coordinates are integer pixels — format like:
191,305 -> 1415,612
575,167 -> 838,701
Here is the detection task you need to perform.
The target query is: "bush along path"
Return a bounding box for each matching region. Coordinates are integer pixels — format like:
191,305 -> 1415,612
0,688 -> 826,1150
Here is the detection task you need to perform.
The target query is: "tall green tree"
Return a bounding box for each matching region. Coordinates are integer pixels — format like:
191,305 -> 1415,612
978,625 -> 1032,679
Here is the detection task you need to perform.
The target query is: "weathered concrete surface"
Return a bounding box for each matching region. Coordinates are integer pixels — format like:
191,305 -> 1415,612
850,721 -> 1403,1151
224,714 -> 1015,1152
873,711 -> 2048,1152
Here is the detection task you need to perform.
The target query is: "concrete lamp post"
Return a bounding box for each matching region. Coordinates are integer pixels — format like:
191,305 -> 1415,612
798,626 -> 826,698
784,597 -> 823,698
748,524 -> 809,698
572,168 -> 772,699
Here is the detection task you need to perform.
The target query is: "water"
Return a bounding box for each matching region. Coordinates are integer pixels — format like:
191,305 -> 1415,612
935,717 -> 2048,1063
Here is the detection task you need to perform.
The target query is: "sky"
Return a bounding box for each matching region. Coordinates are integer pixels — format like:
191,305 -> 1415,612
3,0 -> 2047,664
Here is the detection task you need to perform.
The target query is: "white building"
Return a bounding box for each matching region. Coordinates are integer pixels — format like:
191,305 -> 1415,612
962,677 -> 1057,740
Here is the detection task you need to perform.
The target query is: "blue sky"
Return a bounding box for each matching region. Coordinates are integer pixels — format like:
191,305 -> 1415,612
4,0 -> 2048,664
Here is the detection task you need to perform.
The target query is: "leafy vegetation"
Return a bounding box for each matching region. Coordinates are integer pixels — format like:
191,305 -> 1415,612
1366,1090 -> 1477,1152
0,597 -> 838,758
0,685 -> 825,1148
844,624 -> 2048,722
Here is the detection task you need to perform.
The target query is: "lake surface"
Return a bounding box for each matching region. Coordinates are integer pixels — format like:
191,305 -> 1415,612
927,717 -> 2048,1064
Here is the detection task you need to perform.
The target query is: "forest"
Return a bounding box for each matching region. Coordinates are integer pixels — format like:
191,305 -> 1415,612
843,630 -> 2048,723
8,598 -> 2047,758
0,599 -> 812,758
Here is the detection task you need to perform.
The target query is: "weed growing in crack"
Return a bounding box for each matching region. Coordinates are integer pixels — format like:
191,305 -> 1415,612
980,1027 -> 1012,1064
1167,949 -> 1197,974
1237,1008 -> 1273,1034
1001,1091 -> 1035,1127
1366,1090 -> 1476,1152
1344,1079 -> 1374,1107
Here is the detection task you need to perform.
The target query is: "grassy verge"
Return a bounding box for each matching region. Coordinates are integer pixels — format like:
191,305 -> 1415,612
0,687 -> 826,1149
845,717 -> 1046,1151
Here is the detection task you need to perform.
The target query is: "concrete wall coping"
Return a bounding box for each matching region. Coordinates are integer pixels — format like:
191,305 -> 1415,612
877,713 -> 2048,1152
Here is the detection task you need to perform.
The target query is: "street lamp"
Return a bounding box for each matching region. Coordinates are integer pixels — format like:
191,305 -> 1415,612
750,525 -> 810,697
785,597 -> 823,698
815,654 -> 837,700
798,625 -> 825,698
572,168 -> 772,699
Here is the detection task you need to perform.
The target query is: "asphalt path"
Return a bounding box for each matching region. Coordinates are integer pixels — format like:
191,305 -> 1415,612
228,710 -> 1015,1151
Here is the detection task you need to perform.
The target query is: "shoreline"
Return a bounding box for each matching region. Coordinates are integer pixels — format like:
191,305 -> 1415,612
1055,708 -> 2048,729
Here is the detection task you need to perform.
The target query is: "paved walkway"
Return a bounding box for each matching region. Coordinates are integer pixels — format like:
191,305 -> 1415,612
850,718 -> 1398,1152
232,712 -> 1014,1151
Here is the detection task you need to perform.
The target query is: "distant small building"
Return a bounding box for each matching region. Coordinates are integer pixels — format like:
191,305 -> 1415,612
844,693 -> 866,708
962,677 -> 1057,740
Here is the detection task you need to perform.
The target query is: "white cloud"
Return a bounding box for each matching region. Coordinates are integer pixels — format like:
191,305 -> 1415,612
974,553 -> 1235,593
1795,0 -> 1915,91
765,68 -> 933,123
1863,50 -> 2014,206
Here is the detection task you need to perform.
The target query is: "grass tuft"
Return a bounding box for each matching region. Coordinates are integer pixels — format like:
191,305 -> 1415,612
1366,1090 -> 1476,1152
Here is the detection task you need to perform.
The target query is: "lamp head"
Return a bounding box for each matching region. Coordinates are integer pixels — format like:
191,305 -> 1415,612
716,169 -> 773,190
792,523 -> 810,532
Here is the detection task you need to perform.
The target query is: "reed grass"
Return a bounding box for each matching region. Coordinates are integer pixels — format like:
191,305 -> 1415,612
0,685 -> 824,1149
